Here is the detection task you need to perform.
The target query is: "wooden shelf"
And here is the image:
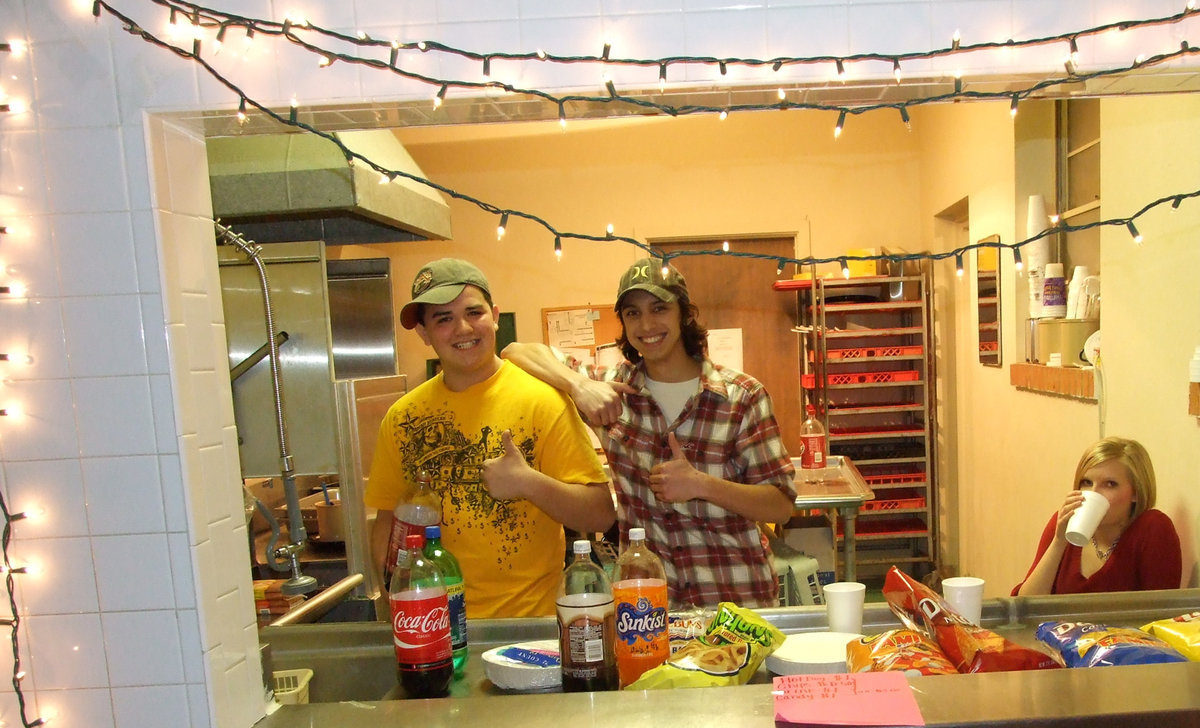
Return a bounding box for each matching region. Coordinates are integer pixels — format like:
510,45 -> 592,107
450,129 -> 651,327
1190,382 -> 1200,416
1009,362 -> 1096,401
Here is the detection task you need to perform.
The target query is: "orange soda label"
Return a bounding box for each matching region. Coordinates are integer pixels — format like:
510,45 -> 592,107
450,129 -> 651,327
612,578 -> 669,687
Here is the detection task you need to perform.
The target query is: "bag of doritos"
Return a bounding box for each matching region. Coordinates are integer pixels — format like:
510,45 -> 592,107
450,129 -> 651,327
847,629 -> 959,676
883,567 -> 1060,674
1141,612 -> 1200,662
1036,620 -> 1187,668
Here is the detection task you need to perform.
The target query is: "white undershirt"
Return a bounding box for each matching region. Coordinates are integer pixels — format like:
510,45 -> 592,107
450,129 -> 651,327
643,376 -> 700,425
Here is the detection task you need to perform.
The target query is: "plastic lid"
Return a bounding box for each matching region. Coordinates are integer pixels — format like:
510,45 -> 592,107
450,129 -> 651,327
405,533 -> 425,549
425,525 -> 441,539
573,539 -> 592,555
628,527 -> 646,542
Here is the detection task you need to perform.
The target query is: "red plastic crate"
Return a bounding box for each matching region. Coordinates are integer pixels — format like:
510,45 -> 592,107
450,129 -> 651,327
801,370 -> 920,388
823,345 -> 923,361
863,472 -> 927,486
862,488 -> 927,512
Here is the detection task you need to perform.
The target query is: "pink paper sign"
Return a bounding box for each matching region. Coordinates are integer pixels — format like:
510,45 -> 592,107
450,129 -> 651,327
773,672 -> 925,726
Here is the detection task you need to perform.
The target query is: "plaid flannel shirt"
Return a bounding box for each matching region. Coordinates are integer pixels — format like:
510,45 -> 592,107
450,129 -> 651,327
587,355 -> 796,609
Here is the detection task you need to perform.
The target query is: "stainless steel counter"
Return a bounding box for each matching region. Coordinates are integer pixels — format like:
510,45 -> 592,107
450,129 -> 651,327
257,588 -> 1200,727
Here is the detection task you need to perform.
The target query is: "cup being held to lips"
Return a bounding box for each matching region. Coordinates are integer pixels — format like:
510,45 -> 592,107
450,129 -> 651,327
1065,490 -> 1109,547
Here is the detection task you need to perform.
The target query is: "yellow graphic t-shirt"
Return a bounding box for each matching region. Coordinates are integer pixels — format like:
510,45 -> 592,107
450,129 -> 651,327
365,361 -> 607,618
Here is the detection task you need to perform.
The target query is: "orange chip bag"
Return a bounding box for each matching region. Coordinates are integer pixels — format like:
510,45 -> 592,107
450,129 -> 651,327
1141,612 -> 1200,661
883,567 -> 1060,674
847,629 -> 959,676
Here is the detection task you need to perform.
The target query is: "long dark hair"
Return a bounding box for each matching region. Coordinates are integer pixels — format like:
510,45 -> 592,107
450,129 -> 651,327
616,287 -> 708,364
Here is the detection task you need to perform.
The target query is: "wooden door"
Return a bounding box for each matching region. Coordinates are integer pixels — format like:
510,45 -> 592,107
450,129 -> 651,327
653,238 -> 801,455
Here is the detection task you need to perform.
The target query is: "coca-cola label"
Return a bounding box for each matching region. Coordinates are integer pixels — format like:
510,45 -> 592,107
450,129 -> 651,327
799,433 -> 826,469
391,593 -> 452,666
615,597 -> 668,645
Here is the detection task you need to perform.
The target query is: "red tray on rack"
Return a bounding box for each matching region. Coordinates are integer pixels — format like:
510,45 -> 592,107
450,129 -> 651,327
830,424 -> 927,437
823,344 -> 923,360
862,471 -> 927,485
862,488 -> 927,512
801,370 -> 920,388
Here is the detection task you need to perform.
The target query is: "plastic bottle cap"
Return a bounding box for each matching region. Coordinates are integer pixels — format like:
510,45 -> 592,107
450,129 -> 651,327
405,533 -> 425,549
628,527 -> 645,541
573,539 -> 591,555
425,525 -> 441,539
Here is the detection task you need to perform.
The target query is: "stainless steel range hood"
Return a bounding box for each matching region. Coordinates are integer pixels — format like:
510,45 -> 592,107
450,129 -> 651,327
207,129 -> 452,243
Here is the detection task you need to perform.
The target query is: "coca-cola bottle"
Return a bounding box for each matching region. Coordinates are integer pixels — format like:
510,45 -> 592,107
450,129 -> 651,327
390,532 -> 453,699
423,525 -> 467,677
384,469 -> 440,585
799,403 -> 827,483
556,540 -> 618,692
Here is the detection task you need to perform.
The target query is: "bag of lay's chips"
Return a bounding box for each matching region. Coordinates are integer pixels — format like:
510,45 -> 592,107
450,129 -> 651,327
1036,621 -> 1188,668
847,629 -> 959,676
626,602 -> 785,690
1141,612 -> 1200,661
883,567 -> 1060,674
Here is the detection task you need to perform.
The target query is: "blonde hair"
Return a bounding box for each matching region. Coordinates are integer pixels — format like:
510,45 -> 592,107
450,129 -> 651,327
1072,436 -> 1156,519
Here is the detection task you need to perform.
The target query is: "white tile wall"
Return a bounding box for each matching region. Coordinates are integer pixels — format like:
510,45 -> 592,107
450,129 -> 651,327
8,2 -> 1199,727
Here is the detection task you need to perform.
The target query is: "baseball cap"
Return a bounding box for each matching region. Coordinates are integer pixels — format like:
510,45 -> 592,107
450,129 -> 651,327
614,259 -> 689,310
399,258 -> 492,329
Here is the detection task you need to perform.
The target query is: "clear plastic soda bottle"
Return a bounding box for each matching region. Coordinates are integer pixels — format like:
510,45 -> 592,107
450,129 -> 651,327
556,540 -> 618,692
612,528 -> 669,688
384,469 -> 440,585
389,532 -> 452,698
424,525 -> 467,678
799,404 -> 827,483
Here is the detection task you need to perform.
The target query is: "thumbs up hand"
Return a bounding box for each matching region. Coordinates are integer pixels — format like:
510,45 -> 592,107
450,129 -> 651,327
649,432 -> 707,503
481,429 -> 531,501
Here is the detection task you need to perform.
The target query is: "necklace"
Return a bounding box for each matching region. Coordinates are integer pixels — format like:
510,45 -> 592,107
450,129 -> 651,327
1091,535 -> 1120,560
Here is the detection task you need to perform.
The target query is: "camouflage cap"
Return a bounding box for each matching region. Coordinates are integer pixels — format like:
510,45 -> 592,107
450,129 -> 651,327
614,259 -> 688,310
399,258 -> 491,329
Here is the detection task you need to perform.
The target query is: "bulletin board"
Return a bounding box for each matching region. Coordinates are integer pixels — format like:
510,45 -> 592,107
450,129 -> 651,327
541,305 -> 622,364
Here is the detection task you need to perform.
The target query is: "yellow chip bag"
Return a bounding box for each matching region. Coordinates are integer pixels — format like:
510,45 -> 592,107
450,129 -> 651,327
626,602 -> 785,690
1141,612 -> 1200,661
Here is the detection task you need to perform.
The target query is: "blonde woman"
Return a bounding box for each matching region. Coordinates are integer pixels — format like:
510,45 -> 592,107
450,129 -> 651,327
1013,437 -> 1181,595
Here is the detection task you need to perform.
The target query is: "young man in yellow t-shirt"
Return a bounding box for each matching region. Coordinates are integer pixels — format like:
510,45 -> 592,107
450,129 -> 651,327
365,258 -> 613,618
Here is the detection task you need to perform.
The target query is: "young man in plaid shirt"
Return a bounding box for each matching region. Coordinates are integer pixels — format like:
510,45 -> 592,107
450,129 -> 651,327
504,259 -> 795,608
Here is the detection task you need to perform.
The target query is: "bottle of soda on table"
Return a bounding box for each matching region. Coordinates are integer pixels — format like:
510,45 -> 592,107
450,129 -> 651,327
424,524 -> 467,678
390,532 -> 452,698
557,539 -> 618,692
799,403 -> 827,483
384,468 -> 440,585
612,528 -> 669,688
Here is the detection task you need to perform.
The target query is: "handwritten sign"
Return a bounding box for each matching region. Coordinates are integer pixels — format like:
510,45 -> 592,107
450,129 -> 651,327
773,672 -> 924,726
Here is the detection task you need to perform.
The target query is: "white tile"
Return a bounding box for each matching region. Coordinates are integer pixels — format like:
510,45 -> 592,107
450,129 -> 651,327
122,123 -> 152,213
81,455 -> 166,535
160,454 -> 188,533
111,685 -> 189,728
211,523 -> 250,601
356,0 -> 438,26
142,296 -> 170,375
0,297 -> 70,380
0,379 -> 80,461
684,9 -> 768,65
62,296 -> 148,378
191,540 -> 218,649
439,0 -> 521,23
30,688 -> 116,728
176,608 -> 204,683
130,209 -> 162,295
159,213 -> 215,297
168,533 -> 197,610
16,536 -> 100,615
930,1 -> 1011,53
41,128 -> 130,215
186,682 -> 213,728
159,122 -> 212,219
196,39 -> 283,110
2,458 -> 89,537
30,38 -> 120,129
73,376 -> 156,457
273,41 -> 363,106
767,6 -> 849,60
606,0 -> 683,12
604,13 -> 687,68
92,534 -> 176,611
524,0 -> 602,18
111,36 -> 200,127
1012,0 -> 1093,39
102,610 -> 184,686
24,613 -> 110,689
686,0 -> 765,9
1,216 -> 61,298
52,212 -> 139,296
150,374 -> 180,453
0,130 -> 50,216
849,2 -> 934,59
212,590 -> 254,662
182,293 -> 220,373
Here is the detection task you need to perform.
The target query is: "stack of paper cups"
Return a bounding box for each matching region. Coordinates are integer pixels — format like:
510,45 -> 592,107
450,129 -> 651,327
1025,195 -> 1053,318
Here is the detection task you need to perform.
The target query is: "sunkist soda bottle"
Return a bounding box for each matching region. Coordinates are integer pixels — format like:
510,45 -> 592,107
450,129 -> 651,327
556,539 -> 618,692
423,525 -> 467,677
612,528 -> 669,688
384,468 -> 440,585
799,402 -> 827,483
390,532 -> 453,699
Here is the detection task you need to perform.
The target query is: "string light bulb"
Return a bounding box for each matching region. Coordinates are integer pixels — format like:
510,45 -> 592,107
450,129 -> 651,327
834,110 -> 846,138
1068,37 -> 1081,66
722,240 -> 730,252
955,253 -> 964,278
482,56 -> 491,77
659,63 -> 667,91
952,29 -> 961,50
558,102 -> 566,129
900,106 -> 912,131
776,260 -> 786,276
772,60 -> 783,72
839,257 -> 850,278
601,42 -> 611,61
236,97 -> 247,124
1126,220 -> 1143,244
317,53 -> 332,68
661,261 -> 671,278
605,80 -> 617,98
892,59 -> 902,83
1009,94 -> 1020,117
1013,247 -> 1024,272
433,84 -> 447,109
554,236 -> 562,260
605,223 -> 615,238
1171,196 -> 1183,211
718,61 -> 727,76
536,48 -> 547,60
497,212 -> 509,240
835,58 -> 845,80
718,109 -> 728,121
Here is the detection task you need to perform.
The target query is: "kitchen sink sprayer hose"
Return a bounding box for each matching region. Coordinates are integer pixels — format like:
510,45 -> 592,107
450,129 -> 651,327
215,221 -> 317,596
